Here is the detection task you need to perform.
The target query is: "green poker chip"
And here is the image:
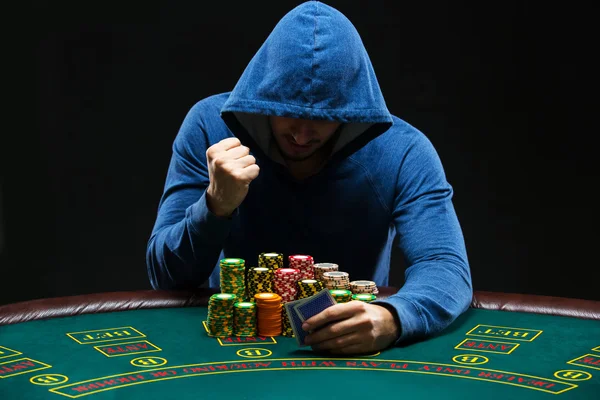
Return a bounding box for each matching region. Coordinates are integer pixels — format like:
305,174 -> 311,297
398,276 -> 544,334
352,293 -> 376,302
220,258 -> 245,265
212,293 -> 236,300
330,289 -> 351,296
234,302 -> 255,309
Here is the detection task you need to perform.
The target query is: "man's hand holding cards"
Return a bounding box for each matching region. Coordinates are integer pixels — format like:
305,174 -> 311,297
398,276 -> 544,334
287,290 -> 402,355
285,289 -> 336,346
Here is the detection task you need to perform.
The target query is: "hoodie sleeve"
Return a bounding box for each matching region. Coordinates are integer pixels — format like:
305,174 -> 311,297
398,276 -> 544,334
146,102 -> 233,290
372,133 -> 473,343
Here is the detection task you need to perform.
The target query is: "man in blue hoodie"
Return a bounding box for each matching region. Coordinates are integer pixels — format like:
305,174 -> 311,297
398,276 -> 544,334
146,1 -> 473,355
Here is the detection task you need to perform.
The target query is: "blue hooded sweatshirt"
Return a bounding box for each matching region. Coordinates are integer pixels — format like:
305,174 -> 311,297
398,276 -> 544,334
146,1 -> 472,343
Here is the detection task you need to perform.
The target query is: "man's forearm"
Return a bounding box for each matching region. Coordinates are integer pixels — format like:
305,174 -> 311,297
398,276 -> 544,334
373,259 -> 472,343
146,192 -> 233,290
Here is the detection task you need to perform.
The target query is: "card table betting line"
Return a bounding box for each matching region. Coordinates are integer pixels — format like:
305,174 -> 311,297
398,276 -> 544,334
1,288 -> 599,399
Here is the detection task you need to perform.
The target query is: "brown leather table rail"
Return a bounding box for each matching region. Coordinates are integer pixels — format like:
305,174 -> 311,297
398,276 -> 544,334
1,287 -> 599,326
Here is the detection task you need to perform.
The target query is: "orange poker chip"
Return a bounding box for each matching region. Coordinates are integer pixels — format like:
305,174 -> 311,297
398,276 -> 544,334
258,303 -> 282,309
260,317 -> 282,323
255,292 -> 283,336
254,293 -> 281,301
256,300 -> 282,308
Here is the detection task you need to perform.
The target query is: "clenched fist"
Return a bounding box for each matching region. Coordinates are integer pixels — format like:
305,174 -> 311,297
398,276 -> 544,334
205,137 -> 260,217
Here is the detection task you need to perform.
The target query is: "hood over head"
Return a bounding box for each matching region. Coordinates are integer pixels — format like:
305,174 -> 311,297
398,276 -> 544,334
221,1 -> 393,163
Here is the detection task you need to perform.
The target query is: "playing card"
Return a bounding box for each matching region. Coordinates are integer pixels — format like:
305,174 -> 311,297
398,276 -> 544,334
294,288 -> 336,323
284,298 -> 310,346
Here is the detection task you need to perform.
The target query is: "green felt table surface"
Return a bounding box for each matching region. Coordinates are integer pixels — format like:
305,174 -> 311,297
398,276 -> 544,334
1,305 -> 599,399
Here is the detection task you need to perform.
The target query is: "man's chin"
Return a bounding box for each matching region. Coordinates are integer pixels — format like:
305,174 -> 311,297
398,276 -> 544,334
275,140 -> 320,162
280,145 -> 318,162
282,152 -> 315,162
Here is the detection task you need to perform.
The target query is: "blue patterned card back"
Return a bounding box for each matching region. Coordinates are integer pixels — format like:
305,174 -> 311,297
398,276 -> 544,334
284,299 -> 309,346
294,289 -> 336,323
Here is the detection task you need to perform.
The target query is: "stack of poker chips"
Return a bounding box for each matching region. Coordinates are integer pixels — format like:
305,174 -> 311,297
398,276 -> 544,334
281,306 -> 294,337
352,293 -> 377,303
254,293 -> 283,336
330,289 -> 353,303
233,301 -> 257,337
313,263 -> 339,282
288,255 -> 314,280
258,252 -> 284,270
206,293 -> 237,337
274,268 -> 301,302
350,280 -> 379,295
247,267 -> 274,300
220,258 -> 247,300
296,279 -> 324,299
322,271 -> 351,290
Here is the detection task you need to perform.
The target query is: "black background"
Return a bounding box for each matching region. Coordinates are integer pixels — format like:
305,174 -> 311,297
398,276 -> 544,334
1,1 -> 598,305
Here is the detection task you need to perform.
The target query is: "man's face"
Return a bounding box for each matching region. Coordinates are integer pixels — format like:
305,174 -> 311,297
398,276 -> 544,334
269,116 -> 342,162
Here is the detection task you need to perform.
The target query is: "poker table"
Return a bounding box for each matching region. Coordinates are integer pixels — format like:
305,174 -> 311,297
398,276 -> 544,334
1,288 -> 599,399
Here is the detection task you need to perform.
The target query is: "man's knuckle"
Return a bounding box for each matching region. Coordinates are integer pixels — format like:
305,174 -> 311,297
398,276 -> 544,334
231,169 -> 245,181
362,317 -> 375,330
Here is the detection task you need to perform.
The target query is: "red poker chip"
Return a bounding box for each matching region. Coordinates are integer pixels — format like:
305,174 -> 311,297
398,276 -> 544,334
276,268 -> 300,275
289,255 -> 313,260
